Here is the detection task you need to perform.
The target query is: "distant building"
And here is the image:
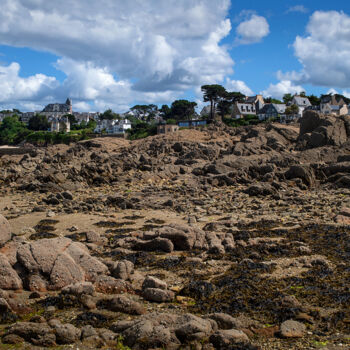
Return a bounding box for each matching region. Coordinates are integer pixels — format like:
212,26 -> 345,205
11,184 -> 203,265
178,120 -> 207,127
245,94 -> 265,112
94,118 -> 131,134
290,95 -> 311,117
157,124 -> 179,135
49,116 -> 70,133
231,102 -> 256,119
320,95 -> 348,116
21,112 -> 35,125
258,103 -> 286,121
41,98 -> 72,118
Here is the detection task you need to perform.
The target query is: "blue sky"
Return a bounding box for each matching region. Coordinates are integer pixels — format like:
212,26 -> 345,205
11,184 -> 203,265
1,0 -> 350,112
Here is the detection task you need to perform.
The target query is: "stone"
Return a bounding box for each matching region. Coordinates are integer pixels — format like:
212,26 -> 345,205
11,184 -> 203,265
111,260 -> 134,280
50,253 -> 85,289
108,295 -> 145,315
2,334 -> 24,344
280,320 -> 306,338
143,288 -> 174,302
81,325 -> 98,339
94,275 -> 131,294
175,314 -> 215,342
0,253 -> 22,290
157,223 -> 205,251
206,313 -> 242,330
7,322 -> 53,342
133,237 -> 174,253
0,297 -> 11,312
210,329 -> 249,348
0,214 -> 11,247
122,320 -> 154,348
66,242 -> 108,281
61,282 -> 95,296
142,276 -> 167,291
53,323 -> 81,344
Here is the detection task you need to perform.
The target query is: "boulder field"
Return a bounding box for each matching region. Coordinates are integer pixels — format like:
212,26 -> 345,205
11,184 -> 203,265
0,114 -> 349,349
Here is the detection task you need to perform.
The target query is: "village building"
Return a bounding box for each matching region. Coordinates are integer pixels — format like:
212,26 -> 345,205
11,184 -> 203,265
258,104 -> 286,121
41,98 -> 72,118
289,95 -> 311,117
157,124 -> 179,135
231,102 -> 256,119
94,118 -> 131,135
320,95 -> 348,116
178,120 -> 207,128
245,94 -> 265,112
49,116 -> 70,132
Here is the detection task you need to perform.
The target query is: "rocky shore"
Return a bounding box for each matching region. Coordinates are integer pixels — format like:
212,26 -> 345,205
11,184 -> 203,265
0,111 -> 349,349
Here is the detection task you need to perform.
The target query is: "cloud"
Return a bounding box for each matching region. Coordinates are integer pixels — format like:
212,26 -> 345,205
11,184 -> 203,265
0,62 -> 58,105
261,80 -> 304,99
284,11 -> 350,89
224,78 -> 254,96
0,0 -> 233,100
236,15 -> 270,44
0,58 -> 183,112
286,5 -> 308,14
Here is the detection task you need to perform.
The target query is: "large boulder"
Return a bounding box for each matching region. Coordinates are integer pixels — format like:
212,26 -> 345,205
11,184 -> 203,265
299,111 -> 348,148
16,238 -> 108,291
0,214 -> 11,247
0,253 -> 22,290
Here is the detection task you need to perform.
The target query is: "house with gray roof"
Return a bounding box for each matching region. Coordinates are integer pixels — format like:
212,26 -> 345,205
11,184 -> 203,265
41,98 -> 72,118
258,103 -> 286,121
231,102 -> 256,119
290,95 -> 311,117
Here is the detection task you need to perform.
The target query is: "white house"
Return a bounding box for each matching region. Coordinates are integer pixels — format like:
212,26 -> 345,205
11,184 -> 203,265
290,96 -> 311,117
49,116 -> 70,132
94,119 -> 131,134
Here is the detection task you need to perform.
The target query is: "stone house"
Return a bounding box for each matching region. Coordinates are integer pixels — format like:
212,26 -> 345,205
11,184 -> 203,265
258,104 -> 286,121
49,116 -> 70,132
41,98 -> 72,118
231,102 -> 256,119
157,124 -> 179,134
320,95 -> 348,116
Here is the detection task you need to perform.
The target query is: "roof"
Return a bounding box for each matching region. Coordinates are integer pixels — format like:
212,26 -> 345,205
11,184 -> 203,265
272,104 -> 286,113
292,96 -> 311,107
259,103 -> 286,114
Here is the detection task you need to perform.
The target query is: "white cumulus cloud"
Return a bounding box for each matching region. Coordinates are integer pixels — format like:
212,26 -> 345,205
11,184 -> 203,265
224,78 -> 254,96
236,15 -> 270,44
261,80 -> 304,99
0,0 -> 234,109
284,11 -> 350,89
0,62 -> 58,105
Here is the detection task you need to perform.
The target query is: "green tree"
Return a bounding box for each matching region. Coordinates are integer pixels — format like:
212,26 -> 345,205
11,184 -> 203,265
130,104 -> 158,121
159,105 -> 171,120
0,115 -> 29,145
100,109 -> 120,120
308,94 -> 320,106
28,114 -> 50,131
285,104 -> 299,115
283,93 -> 293,104
170,100 -> 197,120
201,84 -> 227,120
265,97 -> 283,104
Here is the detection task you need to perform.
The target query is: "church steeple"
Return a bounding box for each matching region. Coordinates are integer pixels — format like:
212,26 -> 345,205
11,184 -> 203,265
66,98 -> 72,114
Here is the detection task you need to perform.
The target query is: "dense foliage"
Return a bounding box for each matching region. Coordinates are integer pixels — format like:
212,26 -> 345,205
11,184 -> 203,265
126,117 -> 157,140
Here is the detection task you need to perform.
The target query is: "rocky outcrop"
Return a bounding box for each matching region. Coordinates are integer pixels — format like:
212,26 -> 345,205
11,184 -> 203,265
0,214 -> 11,247
298,111 -> 349,148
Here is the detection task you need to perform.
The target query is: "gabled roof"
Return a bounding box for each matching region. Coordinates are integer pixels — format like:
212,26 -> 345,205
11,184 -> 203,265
292,96 -> 311,107
272,103 -> 286,113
